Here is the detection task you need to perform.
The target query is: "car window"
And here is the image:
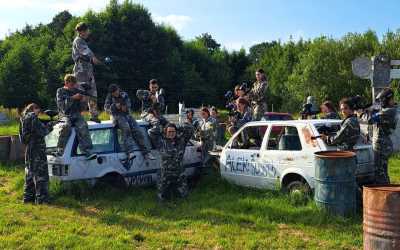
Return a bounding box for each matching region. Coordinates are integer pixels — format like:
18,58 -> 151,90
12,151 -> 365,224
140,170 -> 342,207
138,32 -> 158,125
117,126 -> 152,151
267,125 -> 302,151
45,125 -> 62,149
231,125 -> 268,150
77,128 -> 114,154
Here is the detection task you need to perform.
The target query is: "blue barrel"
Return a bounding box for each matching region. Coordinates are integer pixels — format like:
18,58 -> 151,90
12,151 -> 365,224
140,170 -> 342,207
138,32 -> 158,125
314,151 -> 357,217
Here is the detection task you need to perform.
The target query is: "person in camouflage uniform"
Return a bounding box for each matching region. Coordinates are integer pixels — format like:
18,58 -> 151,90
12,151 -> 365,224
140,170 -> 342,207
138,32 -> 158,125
210,107 -> 225,146
56,74 -> 97,160
321,98 -> 360,151
158,123 -> 194,201
136,79 -> 166,117
227,97 -> 252,135
104,84 -> 155,160
144,103 -> 169,149
369,88 -> 398,184
248,69 -> 268,121
72,22 -> 102,123
20,103 -> 52,204
197,107 -> 216,166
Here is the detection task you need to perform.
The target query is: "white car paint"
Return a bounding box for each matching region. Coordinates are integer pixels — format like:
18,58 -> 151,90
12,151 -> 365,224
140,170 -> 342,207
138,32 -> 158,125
219,119 -> 375,190
46,120 -> 202,187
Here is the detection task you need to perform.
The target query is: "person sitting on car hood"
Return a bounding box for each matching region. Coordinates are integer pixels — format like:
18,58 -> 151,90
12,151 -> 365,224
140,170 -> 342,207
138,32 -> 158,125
104,84 -> 155,160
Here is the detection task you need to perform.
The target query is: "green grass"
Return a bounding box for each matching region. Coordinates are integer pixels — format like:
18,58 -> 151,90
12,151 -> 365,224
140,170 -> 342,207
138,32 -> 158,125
0,121 -> 18,136
4,158 -> 400,250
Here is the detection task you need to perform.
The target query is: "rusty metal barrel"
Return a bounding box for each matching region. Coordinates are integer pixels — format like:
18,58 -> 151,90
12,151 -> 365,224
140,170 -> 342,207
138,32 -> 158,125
363,185 -> 400,250
314,151 -> 357,217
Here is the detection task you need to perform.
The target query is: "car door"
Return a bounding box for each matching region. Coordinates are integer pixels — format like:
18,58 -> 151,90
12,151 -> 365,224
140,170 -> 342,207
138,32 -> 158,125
116,125 -> 161,186
72,127 -> 117,180
260,124 -> 313,188
220,124 -> 271,189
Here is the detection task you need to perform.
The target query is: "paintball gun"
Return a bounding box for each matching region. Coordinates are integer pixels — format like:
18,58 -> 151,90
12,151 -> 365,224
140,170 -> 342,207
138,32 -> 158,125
74,82 -> 96,98
39,110 -> 61,127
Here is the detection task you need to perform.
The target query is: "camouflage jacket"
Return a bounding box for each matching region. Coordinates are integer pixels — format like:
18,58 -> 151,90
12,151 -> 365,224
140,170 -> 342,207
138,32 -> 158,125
56,87 -> 86,119
104,91 -> 132,116
198,117 -> 216,143
234,108 -> 252,129
372,106 -> 397,151
72,36 -> 94,68
160,125 -> 194,174
136,89 -> 165,114
20,112 -> 50,147
326,114 -> 360,150
248,80 -> 268,104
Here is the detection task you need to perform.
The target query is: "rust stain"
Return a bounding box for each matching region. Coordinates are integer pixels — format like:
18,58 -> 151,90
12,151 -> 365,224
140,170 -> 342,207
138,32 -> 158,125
363,185 -> 400,250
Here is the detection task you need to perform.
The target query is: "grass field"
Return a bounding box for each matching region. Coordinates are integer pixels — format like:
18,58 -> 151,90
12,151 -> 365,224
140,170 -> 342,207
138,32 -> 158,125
1,158 -> 399,250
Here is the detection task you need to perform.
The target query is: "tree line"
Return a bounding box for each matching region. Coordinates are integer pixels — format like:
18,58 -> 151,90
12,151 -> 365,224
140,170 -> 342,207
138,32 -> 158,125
0,0 -> 399,113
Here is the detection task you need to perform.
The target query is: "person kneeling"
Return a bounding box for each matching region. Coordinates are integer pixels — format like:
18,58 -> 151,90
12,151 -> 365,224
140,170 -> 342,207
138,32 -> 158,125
104,84 -> 155,160
157,123 -> 194,202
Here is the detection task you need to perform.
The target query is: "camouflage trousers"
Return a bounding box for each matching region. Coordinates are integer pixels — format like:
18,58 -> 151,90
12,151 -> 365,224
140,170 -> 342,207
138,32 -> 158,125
374,150 -> 390,185
24,145 -> 49,204
57,115 -> 93,156
251,102 -> 267,121
201,140 -> 215,166
157,170 -> 188,201
112,114 -> 150,155
74,64 -> 98,119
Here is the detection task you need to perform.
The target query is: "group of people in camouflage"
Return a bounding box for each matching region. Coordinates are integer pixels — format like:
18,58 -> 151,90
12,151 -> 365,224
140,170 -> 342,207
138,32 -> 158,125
319,90 -> 398,185
20,21 -> 397,205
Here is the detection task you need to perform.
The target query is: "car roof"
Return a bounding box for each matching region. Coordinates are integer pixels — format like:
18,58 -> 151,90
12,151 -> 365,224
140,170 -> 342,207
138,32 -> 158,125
244,119 -> 342,126
87,120 -> 149,129
264,112 -> 292,116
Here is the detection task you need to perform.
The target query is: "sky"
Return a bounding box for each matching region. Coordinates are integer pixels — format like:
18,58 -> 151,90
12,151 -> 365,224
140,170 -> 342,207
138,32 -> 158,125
0,0 -> 400,51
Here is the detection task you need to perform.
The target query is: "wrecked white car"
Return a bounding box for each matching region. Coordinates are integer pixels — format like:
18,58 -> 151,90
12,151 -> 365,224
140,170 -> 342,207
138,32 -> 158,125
218,120 -> 375,192
45,120 -> 202,187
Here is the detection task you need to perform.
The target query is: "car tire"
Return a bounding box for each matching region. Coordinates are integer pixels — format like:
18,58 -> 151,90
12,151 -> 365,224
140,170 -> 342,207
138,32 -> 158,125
98,173 -> 127,190
285,180 -> 311,196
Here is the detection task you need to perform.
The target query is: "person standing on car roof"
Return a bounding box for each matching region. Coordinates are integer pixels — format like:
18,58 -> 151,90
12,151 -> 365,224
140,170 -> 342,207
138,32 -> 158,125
136,79 -> 166,117
19,103 -> 53,204
56,74 -> 97,161
248,69 -> 268,121
369,88 -> 398,185
320,97 -> 360,151
320,100 -> 340,119
72,22 -> 102,123
158,123 -> 194,202
227,98 -> 252,136
104,84 -> 155,160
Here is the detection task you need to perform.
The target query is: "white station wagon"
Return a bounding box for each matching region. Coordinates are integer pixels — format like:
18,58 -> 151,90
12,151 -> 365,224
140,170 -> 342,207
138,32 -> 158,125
45,120 -> 202,187
218,119 -> 375,192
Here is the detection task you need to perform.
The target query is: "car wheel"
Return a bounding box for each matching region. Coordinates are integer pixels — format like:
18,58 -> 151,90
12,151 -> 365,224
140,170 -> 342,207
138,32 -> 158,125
286,180 -> 311,196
